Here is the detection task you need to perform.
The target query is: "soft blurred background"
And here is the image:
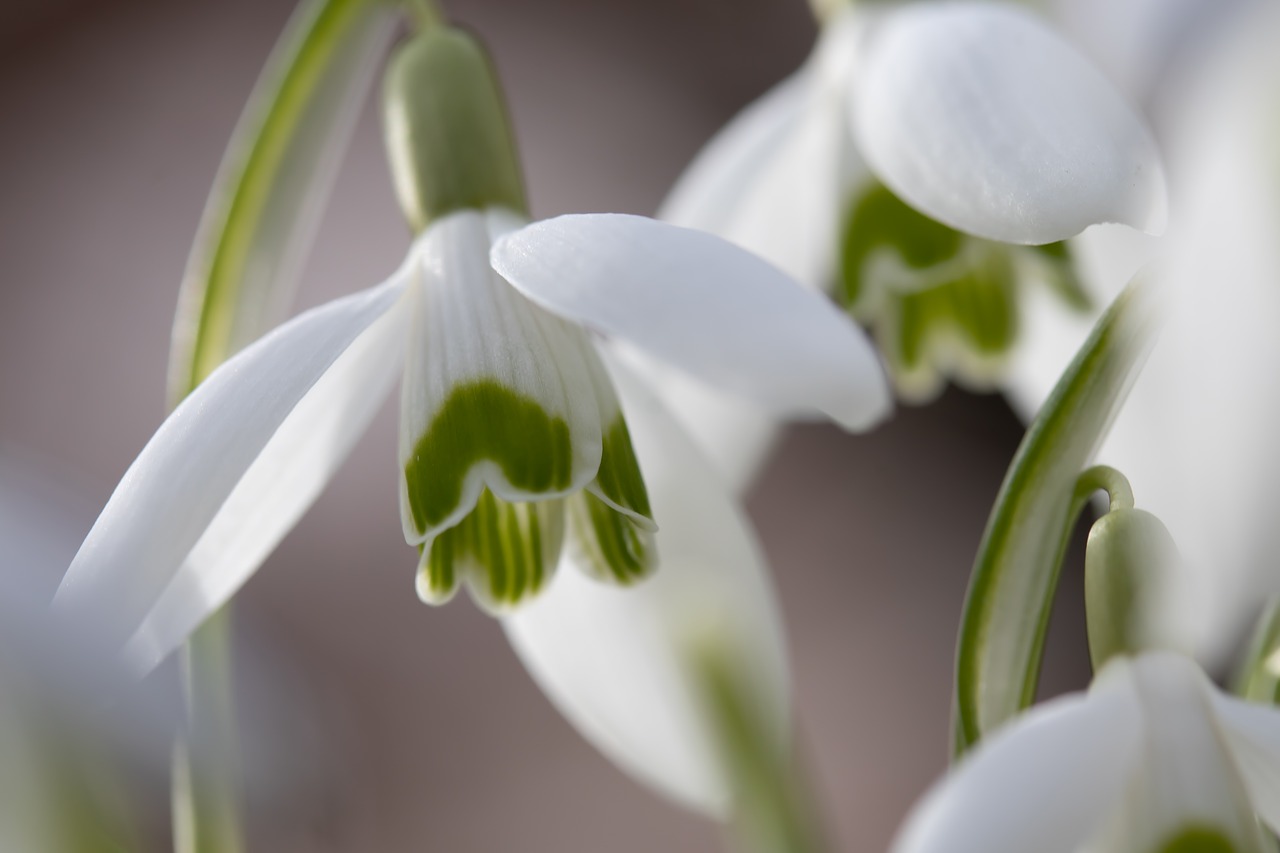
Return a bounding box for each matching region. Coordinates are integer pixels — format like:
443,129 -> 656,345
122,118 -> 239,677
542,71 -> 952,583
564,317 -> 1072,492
0,0 -> 1113,849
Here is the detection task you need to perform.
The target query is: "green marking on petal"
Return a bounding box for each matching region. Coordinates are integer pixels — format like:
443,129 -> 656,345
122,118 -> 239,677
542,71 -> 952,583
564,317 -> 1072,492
839,181 -> 964,309
591,415 -> 652,523
1156,827 -> 1239,853
840,182 -> 1020,399
568,492 -> 656,585
404,380 -> 574,534
419,490 -> 564,610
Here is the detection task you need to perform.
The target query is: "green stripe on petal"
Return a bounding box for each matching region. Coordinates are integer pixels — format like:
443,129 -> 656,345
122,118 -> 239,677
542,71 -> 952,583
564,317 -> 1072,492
404,379 -> 573,533
588,415 -> 653,527
417,490 -> 564,611
568,492 -> 656,585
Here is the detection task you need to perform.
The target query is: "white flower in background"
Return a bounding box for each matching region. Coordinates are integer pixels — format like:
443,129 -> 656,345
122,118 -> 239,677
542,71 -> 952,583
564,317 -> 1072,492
893,651 -> 1280,853
657,0 -> 1166,490
52,206 -> 887,677
1003,0 -> 1280,663
506,356 -> 788,815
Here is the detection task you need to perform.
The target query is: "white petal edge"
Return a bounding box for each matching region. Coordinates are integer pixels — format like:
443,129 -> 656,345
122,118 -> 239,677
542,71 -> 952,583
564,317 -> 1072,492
503,354 -> 789,816
658,69 -> 812,237
123,288 -> 409,674
54,266 -> 411,670
491,214 -> 891,431
853,2 -> 1167,245
1211,690 -> 1280,834
891,670 -> 1141,853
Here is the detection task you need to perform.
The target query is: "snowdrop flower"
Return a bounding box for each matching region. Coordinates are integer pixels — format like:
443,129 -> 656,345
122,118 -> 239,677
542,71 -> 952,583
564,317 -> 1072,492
893,651 -> 1280,853
506,356 -> 788,816
53,26 -> 888,676
658,0 -> 1166,486
1002,1 -> 1280,663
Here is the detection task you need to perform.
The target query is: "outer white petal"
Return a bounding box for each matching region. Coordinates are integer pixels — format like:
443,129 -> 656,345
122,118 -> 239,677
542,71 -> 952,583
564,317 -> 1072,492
1210,691 -> 1280,833
123,291 -> 408,674
853,2 -> 1167,245
658,69 -> 811,240
503,355 -> 789,816
660,8 -> 869,291
398,209 -> 609,546
54,267 -> 411,669
617,346 -> 781,496
1090,653 -> 1265,853
491,213 -> 891,431
893,669 -> 1140,853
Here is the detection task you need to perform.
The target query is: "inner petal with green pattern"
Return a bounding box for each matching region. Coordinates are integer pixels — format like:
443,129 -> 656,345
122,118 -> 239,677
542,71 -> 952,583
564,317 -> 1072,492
840,181 -> 1090,401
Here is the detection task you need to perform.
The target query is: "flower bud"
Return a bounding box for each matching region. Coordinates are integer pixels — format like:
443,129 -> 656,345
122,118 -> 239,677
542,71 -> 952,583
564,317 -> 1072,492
382,27 -> 527,231
1085,508 -> 1181,670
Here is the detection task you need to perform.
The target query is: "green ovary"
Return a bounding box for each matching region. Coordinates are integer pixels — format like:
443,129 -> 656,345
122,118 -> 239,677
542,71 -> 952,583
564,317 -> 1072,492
404,379 -> 574,534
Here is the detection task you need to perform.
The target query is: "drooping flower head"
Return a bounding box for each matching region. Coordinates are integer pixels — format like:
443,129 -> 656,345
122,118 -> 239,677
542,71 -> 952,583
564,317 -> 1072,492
53,21 -> 889,674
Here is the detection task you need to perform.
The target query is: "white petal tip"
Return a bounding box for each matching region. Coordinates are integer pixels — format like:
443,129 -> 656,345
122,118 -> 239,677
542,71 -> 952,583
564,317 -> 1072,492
855,2 -> 1168,245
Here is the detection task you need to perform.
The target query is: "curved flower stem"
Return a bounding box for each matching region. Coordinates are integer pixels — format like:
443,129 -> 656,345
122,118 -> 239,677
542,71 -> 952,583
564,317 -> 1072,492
1074,465 -> 1135,515
407,0 -> 446,31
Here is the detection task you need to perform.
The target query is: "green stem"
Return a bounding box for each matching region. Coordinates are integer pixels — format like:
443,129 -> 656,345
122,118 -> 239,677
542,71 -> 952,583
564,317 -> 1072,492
1074,465 -> 1135,514
173,609 -> 243,853
406,0 -> 446,30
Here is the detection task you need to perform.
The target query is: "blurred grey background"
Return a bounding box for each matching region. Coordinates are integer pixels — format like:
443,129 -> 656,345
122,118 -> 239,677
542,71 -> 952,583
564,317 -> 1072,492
0,0 -> 1092,849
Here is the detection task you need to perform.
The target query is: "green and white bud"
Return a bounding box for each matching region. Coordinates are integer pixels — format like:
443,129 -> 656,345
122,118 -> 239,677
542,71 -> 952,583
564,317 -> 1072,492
382,26 -> 526,232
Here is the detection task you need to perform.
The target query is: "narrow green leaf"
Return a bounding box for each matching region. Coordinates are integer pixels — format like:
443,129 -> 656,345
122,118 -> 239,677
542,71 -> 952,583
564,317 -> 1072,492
953,274 -> 1158,756
168,0 -> 396,405
1233,598 -> 1280,705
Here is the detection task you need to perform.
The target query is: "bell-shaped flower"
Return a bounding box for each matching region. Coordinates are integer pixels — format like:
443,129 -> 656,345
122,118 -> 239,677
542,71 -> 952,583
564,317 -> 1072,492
52,28 -> 888,678
657,0 -> 1166,486
893,651 -> 1280,853
505,355 -> 789,816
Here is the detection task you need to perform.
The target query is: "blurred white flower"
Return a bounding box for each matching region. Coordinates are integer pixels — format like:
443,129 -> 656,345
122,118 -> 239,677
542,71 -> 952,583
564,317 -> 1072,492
658,0 -> 1166,489
1003,1 -> 1280,662
893,651 -> 1280,853
505,356 -> 788,817
53,207 -> 887,678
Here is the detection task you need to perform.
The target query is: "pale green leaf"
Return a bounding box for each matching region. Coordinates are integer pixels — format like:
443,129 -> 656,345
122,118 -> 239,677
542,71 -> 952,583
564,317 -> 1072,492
168,0 -> 396,405
953,274 -> 1158,755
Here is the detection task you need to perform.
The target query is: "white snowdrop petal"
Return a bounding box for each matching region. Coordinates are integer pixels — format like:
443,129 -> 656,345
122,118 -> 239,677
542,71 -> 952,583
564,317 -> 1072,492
1211,690 -> 1280,833
491,213 -> 891,431
892,669 -> 1140,853
123,291 -> 409,674
504,355 -> 788,815
854,2 -> 1167,244
54,268 -> 411,669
